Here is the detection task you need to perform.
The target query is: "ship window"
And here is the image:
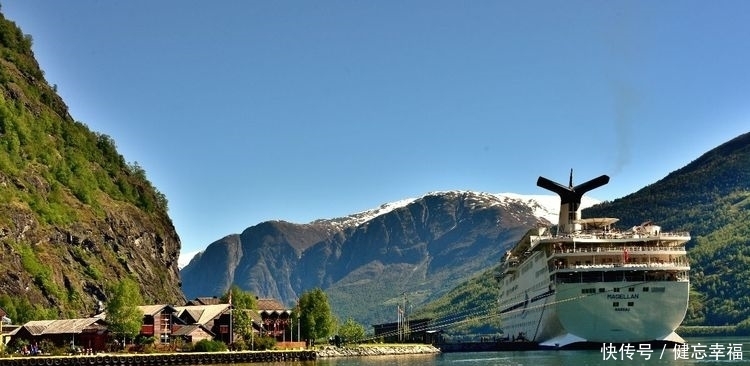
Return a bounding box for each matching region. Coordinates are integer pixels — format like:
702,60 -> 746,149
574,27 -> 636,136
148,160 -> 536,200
643,287 -> 649,292
612,302 -> 619,307
613,288 -> 620,292
599,288 -> 605,293
652,287 -> 666,293
628,302 -> 634,307
628,287 -> 635,292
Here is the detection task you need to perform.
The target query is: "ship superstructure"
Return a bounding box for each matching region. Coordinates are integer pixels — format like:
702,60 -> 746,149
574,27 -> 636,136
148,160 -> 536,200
497,172 -> 690,347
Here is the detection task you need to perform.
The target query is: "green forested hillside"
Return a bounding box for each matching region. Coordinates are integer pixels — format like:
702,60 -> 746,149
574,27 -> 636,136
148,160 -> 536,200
585,132 -> 750,326
687,191 -> 750,326
0,15 -> 167,221
412,267 -> 501,335
0,11 -> 184,322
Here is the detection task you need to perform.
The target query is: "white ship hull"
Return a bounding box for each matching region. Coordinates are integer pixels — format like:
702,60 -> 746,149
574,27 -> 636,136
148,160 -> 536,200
497,173 -> 691,348
499,249 -> 690,347
555,281 -> 689,343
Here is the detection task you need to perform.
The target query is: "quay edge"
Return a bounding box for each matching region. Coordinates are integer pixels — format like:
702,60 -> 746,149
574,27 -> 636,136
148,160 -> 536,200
0,350 -> 317,365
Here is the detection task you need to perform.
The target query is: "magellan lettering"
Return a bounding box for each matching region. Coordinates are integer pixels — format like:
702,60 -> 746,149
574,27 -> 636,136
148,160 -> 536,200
607,294 -> 639,300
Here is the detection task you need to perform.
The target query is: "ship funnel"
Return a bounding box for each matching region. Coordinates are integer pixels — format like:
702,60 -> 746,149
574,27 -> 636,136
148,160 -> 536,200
537,170 -> 609,233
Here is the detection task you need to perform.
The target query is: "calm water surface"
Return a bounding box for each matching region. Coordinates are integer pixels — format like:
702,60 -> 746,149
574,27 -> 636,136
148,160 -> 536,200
209,337 -> 749,366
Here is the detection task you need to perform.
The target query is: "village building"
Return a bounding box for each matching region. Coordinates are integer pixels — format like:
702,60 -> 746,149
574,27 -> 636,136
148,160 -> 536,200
137,305 -> 179,344
256,298 -> 293,341
173,304 -> 232,344
9,317 -> 109,352
372,318 -> 433,344
170,324 -> 214,344
5,296 -> 296,351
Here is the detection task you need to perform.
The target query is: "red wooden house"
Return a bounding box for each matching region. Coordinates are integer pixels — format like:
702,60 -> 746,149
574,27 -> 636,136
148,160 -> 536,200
10,317 -> 109,352
257,298 -> 292,341
137,305 -> 178,343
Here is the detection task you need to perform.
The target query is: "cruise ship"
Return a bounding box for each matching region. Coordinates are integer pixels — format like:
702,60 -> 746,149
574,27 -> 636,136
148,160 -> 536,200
497,172 -> 691,348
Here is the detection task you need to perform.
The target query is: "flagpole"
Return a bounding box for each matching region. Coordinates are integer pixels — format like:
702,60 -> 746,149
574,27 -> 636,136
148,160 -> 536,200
229,291 -> 233,346
397,305 -> 401,342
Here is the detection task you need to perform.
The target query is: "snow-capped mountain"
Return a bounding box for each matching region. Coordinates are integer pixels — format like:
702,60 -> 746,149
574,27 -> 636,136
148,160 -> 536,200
314,191 -> 599,230
180,190 -> 602,325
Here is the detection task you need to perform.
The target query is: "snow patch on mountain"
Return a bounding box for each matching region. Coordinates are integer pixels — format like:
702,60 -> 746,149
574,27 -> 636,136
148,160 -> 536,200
317,191 -> 600,230
314,197 -> 418,230
181,191 -> 602,267
179,250 -> 201,269
492,193 -> 600,224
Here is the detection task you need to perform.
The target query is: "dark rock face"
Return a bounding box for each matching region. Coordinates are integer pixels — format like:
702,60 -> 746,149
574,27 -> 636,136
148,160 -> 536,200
0,172 -> 186,315
0,11 -> 185,316
181,191 -> 547,325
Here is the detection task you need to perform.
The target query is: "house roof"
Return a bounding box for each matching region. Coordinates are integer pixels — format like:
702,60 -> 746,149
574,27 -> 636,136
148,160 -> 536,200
257,299 -> 289,314
173,304 -> 230,325
20,318 -> 107,336
137,304 -> 177,316
172,324 -> 214,337
185,297 -> 222,306
257,299 -> 287,311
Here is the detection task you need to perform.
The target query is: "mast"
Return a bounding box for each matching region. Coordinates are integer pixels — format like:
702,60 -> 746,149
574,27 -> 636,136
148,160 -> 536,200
536,169 -> 609,234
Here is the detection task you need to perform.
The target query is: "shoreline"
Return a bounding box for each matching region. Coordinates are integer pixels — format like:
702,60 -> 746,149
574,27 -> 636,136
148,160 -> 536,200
317,344 -> 441,357
0,345 -> 441,365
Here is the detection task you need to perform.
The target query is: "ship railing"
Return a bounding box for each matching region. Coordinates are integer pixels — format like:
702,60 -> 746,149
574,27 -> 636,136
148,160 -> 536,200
553,231 -> 690,240
552,246 -> 686,254
554,262 -> 690,270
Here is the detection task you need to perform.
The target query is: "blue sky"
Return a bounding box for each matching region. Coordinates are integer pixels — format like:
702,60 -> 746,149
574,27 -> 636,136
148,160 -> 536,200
3,1 -> 749,262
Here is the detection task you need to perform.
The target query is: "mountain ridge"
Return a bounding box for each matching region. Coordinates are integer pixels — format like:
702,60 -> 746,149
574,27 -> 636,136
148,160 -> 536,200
181,191 -> 598,325
180,191 -> 598,268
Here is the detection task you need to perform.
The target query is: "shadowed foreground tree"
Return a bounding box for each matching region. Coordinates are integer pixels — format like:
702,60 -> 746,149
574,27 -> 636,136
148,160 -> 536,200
299,288 -> 334,344
220,285 -> 258,348
106,277 -> 144,345
338,317 -> 366,343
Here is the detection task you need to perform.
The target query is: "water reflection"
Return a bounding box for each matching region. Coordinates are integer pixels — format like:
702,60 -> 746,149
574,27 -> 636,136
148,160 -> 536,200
190,337 -> 748,366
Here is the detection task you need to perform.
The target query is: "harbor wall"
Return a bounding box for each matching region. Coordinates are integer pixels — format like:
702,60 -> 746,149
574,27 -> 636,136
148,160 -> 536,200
0,345 -> 441,365
0,350 -> 317,366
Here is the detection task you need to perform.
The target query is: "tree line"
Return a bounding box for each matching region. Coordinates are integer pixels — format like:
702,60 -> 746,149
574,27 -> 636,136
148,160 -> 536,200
103,280 -> 366,351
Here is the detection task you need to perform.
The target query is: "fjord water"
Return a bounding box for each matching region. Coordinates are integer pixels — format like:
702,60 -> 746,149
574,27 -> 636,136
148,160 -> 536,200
252,337 -> 747,366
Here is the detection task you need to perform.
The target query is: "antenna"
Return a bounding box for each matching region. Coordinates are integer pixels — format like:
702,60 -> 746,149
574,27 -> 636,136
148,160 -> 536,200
568,168 -> 573,189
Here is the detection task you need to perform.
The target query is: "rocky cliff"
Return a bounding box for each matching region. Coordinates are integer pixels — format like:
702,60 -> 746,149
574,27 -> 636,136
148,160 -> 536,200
0,11 -> 184,320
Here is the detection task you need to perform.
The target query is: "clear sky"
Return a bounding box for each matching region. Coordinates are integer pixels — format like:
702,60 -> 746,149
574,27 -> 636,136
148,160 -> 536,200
3,1 -> 749,263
